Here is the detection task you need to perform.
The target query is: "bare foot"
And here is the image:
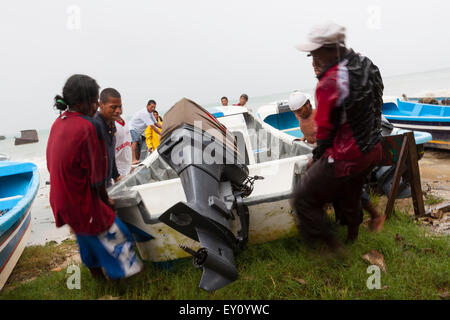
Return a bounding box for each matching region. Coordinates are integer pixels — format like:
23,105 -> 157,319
369,215 -> 386,233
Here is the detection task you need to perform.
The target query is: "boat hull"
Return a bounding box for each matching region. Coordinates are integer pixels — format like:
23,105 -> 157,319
14,138 -> 39,146
14,130 -> 39,146
118,197 -> 298,262
0,209 -> 32,290
382,99 -> 450,149
0,161 -> 39,290
386,120 -> 450,150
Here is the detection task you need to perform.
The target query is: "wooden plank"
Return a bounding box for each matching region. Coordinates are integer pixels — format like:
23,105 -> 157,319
425,201 -> 450,216
406,131 -> 426,217
385,134 -> 409,219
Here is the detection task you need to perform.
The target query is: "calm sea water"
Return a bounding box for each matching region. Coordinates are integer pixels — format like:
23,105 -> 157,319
1,67 -> 449,246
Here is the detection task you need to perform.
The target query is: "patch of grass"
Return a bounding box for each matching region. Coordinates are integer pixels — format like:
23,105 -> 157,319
2,239 -> 78,291
368,190 -> 381,207
1,210 -> 448,300
424,194 -> 445,206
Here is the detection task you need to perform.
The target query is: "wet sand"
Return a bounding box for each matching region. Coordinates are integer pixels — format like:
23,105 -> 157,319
28,167 -> 72,246
374,148 -> 450,235
417,149 -> 450,235
418,149 -> 450,201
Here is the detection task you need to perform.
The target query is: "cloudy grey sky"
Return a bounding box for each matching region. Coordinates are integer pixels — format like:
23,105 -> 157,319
0,0 -> 449,135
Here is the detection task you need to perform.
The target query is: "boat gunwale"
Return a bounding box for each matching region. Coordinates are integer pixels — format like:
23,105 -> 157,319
0,162 -> 40,236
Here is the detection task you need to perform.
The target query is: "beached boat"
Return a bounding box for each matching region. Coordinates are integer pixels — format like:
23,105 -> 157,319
256,99 -> 315,141
109,96 -> 434,291
257,99 -> 432,198
382,99 -> 450,150
109,98 -> 313,291
14,130 -> 39,146
0,162 -> 39,290
401,95 -> 450,105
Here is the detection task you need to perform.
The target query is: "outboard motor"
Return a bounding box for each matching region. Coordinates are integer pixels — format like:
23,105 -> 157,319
157,98 -> 251,292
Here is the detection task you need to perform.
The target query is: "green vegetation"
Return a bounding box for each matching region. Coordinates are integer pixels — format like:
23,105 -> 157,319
424,193 -> 445,206
1,209 -> 449,300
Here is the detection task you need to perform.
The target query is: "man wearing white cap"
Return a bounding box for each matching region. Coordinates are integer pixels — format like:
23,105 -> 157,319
288,91 -> 316,144
291,21 -> 385,250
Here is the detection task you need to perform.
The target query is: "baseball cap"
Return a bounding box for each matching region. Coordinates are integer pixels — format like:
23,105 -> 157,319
295,21 -> 346,52
288,91 -> 309,112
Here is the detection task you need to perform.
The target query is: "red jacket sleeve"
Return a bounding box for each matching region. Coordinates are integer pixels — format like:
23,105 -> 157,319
315,75 -> 339,141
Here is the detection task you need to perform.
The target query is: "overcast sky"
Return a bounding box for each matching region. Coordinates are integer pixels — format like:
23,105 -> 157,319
0,0 -> 449,135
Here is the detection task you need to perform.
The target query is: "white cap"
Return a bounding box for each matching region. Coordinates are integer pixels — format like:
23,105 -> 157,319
288,91 -> 308,111
295,21 -> 346,52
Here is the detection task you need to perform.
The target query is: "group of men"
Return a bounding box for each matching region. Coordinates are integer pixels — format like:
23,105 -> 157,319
129,100 -> 163,165
46,20 -> 388,282
94,91 -> 253,189
91,92 -> 164,189
220,94 -> 249,107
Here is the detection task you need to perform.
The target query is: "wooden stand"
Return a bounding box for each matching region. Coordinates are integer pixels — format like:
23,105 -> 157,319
383,131 -> 425,219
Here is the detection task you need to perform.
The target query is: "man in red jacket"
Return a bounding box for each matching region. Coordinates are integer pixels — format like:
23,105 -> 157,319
292,22 -> 385,250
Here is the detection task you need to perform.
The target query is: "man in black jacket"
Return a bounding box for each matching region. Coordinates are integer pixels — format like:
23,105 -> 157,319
292,21 -> 385,250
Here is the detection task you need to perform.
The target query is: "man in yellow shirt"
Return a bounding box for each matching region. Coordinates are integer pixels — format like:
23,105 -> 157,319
145,111 -> 163,153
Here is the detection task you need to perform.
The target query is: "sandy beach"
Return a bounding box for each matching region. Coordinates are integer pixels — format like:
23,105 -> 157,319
28,176 -> 73,246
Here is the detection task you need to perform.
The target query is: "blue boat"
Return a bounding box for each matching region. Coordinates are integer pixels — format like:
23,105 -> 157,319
383,99 -> 450,149
404,96 -> 450,105
0,162 -> 39,290
256,100 -> 433,145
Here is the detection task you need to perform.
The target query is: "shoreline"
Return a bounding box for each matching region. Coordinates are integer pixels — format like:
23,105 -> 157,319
27,162 -> 73,246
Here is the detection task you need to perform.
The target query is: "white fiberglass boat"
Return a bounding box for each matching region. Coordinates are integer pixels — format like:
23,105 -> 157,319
109,98 -> 313,291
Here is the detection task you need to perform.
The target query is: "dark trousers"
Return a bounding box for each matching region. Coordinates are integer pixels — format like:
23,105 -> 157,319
292,156 -> 372,247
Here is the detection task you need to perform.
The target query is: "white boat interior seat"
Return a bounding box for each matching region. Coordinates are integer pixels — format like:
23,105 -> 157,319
0,195 -> 23,203
0,195 -> 24,211
243,155 -> 309,206
242,112 -> 312,163
131,179 -> 186,220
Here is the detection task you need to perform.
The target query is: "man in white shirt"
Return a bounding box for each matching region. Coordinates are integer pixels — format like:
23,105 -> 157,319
129,100 -> 162,164
115,115 -> 132,177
